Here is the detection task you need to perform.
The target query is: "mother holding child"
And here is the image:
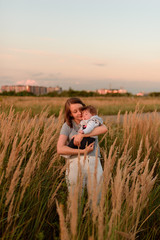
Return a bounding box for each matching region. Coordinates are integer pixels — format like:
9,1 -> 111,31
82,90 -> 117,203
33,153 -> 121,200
57,97 -> 107,199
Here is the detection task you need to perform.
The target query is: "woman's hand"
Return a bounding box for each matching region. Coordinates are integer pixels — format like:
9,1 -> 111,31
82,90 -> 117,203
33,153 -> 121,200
73,133 -> 84,147
84,142 -> 94,154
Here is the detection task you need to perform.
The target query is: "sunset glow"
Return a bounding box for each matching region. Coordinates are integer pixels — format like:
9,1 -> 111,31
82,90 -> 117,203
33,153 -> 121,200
0,0 -> 160,93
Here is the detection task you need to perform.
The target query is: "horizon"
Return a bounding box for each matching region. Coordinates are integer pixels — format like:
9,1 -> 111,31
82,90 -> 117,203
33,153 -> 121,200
0,0 -> 160,94
1,81 -> 160,95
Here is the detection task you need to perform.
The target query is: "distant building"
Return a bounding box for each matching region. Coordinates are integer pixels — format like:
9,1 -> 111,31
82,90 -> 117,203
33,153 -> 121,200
136,92 -> 144,96
1,85 -> 26,93
1,85 -> 62,95
97,89 -> 108,95
27,85 -> 47,95
47,86 -> 62,94
97,88 -> 127,95
118,88 -> 127,94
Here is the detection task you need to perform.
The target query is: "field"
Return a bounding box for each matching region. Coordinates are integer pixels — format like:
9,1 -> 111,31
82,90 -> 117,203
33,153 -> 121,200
0,96 -> 160,240
1,96 -> 160,116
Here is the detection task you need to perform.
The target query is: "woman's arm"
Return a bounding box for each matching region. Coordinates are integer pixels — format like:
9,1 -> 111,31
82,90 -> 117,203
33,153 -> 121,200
85,124 -> 107,137
73,124 -> 107,146
57,134 -> 94,155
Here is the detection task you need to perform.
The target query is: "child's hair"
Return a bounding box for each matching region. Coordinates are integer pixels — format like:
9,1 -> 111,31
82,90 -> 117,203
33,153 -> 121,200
81,105 -> 97,116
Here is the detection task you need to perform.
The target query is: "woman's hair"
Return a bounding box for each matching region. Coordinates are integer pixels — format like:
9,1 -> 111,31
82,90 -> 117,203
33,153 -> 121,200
64,97 -> 85,128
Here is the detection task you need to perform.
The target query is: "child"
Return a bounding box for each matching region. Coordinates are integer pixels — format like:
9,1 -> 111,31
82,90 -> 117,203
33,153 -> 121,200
68,105 -> 103,149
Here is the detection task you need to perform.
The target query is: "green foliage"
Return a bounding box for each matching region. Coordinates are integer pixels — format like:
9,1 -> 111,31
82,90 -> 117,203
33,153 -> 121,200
1,89 -> 160,98
104,92 -> 132,97
149,92 -> 160,97
1,91 -> 16,96
46,88 -> 101,97
16,91 -> 35,96
0,91 -> 35,96
45,88 -> 132,97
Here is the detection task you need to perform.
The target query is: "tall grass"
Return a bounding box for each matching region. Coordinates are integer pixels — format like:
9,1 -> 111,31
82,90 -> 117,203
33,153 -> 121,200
0,108 -> 65,239
1,96 -> 160,116
0,107 -> 160,239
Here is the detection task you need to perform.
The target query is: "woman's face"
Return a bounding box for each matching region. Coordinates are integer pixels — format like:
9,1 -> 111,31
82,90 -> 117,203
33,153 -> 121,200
69,103 -> 83,123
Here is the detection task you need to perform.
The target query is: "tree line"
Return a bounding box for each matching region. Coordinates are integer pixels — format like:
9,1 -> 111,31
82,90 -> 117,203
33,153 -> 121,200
0,89 -> 160,97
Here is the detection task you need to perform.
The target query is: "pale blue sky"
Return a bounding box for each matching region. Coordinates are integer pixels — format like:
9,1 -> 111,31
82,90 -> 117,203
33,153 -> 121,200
0,0 -> 160,93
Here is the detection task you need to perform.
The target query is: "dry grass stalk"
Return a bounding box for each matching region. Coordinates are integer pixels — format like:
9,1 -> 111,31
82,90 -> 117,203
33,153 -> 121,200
101,132 -> 157,239
5,133 -> 19,178
56,200 -> 70,240
19,141 -> 37,204
116,110 -> 121,127
40,117 -> 56,152
97,204 -> 104,240
0,105 -> 159,239
0,145 -> 9,169
7,195 -> 15,223
91,154 -> 99,223
67,155 -> 85,238
0,171 -> 4,185
0,111 -> 16,168
48,179 -> 64,209
116,230 -> 133,239
108,157 -> 127,238
103,139 -> 117,192
88,236 -> 94,240
5,155 -> 23,206
98,141 -> 118,238
121,111 -> 160,158
68,184 -> 79,238
48,154 -> 62,172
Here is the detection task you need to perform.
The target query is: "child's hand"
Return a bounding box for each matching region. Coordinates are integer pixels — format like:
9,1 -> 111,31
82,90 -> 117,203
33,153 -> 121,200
73,133 -> 83,147
78,130 -> 84,134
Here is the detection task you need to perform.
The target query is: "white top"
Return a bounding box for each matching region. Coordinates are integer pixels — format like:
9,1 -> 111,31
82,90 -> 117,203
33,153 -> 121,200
80,115 -> 103,134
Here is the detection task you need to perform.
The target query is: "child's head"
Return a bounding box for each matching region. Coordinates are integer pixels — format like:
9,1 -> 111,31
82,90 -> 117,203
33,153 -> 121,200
80,105 -> 97,120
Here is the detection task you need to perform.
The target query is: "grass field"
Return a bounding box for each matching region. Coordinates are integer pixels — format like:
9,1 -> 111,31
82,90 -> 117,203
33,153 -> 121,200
1,96 -> 160,116
0,96 -> 160,239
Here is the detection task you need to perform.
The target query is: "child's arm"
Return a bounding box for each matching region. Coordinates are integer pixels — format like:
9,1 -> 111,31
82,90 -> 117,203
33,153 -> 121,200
82,116 -> 103,134
84,124 -> 107,137
73,124 -> 107,146
82,120 -> 97,134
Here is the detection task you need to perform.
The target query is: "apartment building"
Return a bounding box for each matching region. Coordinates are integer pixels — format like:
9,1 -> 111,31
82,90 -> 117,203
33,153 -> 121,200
97,88 -> 127,95
1,85 -> 62,95
47,86 -> 62,94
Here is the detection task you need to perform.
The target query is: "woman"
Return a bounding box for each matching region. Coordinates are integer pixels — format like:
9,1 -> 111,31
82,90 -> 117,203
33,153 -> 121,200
57,97 -> 107,198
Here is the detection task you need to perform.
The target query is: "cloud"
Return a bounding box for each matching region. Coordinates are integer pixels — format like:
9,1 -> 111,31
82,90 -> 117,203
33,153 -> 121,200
26,79 -> 38,85
16,79 -> 38,85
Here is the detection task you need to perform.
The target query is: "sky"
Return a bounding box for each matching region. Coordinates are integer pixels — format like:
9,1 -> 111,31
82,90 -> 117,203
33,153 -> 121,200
0,0 -> 160,94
